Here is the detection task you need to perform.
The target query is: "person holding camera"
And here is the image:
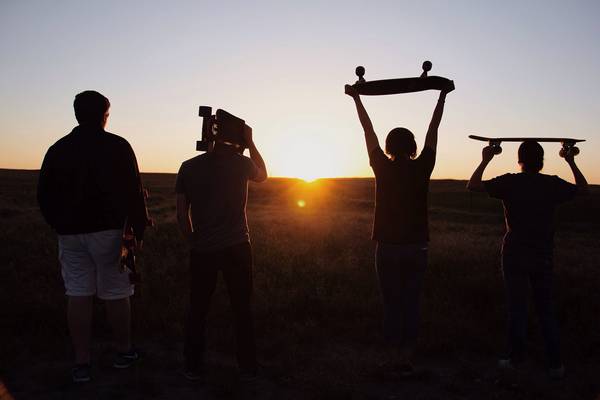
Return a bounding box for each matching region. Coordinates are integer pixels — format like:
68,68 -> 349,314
176,124 -> 267,381
37,90 -> 148,383
345,84 -> 451,375
467,141 -> 588,379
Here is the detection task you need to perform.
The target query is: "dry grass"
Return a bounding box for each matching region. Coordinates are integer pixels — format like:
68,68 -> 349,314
1,169 -> 599,399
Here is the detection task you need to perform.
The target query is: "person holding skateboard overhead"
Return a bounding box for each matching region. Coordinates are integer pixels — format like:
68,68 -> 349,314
176,123 -> 267,381
467,140 -> 589,379
37,90 -> 148,383
345,83 -> 451,375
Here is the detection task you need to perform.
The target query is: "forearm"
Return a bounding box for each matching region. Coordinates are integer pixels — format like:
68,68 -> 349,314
353,97 -> 379,152
424,92 -> 447,151
249,142 -> 267,174
177,213 -> 193,237
248,141 -> 268,182
568,160 -> 589,195
467,160 -> 490,192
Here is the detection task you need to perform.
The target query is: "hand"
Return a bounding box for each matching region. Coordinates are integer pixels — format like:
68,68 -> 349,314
441,80 -> 455,95
482,145 -> 496,162
243,125 -> 253,147
345,84 -> 359,99
560,147 -> 578,164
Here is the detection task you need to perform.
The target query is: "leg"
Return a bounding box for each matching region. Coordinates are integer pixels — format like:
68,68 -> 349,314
68,296 -> 94,365
221,242 -> 257,372
399,245 -> 428,357
89,229 -> 135,355
105,297 -> 132,353
58,234 -> 96,366
375,243 -> 404,345
502,252 -> 529,363
530,261 -> 561,368
184,250 -> 219,372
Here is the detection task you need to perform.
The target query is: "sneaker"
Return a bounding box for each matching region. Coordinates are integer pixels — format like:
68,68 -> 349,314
71,364 -> 91,383
497,358 -> 522,371
548,364 -> 565,381
395,362 -> 415,378
182,369 -> 204,382
113,348 -> 140,369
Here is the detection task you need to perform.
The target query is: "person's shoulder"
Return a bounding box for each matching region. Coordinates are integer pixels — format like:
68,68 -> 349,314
102,130 -> 132,148
179,153 -> 209,170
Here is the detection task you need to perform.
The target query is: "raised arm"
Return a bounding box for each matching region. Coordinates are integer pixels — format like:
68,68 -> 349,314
467,146 -> 496,192
564,151 -> 589,196
423,90 -> 448,152
345,84 -> 379,154
243,125 -> 268,182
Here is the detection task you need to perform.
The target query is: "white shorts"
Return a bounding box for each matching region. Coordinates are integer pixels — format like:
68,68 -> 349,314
58,229 -> 134,300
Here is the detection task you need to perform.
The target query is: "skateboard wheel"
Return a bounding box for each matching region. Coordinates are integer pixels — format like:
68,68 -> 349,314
493,146 -> 502,155
355,66 -> 365,78
422,61 -> 432,72
199,106 -> 212,117
572,146 -> 580,156
559,148 -> 565,158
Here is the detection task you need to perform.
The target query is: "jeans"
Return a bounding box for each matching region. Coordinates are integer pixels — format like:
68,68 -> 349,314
502,249 -> 561,367
184,241 -> 257,372
375,242 -> 428,347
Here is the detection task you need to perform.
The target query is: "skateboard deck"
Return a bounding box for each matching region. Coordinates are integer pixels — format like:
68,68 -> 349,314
355,76 -> 455,95
350,61 -> 455,96
469,135 -> 584,144
468,135 -> 585,156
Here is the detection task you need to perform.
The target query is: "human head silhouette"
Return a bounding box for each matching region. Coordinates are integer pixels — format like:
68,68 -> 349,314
74,90 -> 110,128
385,128 -> 417,160
518,140 -> 544,173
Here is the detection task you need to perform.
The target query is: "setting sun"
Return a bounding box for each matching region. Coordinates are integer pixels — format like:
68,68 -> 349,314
297,199 -> 306,208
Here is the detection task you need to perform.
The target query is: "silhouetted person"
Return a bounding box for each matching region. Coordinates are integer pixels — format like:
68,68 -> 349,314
467,141 -> 589,379
176,125 -> 267,381
345,84 -> 451,374
37,90 -> 148,383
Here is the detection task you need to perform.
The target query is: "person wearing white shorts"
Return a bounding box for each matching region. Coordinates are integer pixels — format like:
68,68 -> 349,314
38,91 -> 148,382
59,229 -> 134,300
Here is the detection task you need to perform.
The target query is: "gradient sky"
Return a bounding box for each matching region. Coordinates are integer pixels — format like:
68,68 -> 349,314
1,0 -> 599,182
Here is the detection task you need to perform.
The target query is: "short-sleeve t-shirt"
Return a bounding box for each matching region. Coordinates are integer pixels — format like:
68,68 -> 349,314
369,146 -> 436,244
175,152 -> 259,253
484,173 -> 577,254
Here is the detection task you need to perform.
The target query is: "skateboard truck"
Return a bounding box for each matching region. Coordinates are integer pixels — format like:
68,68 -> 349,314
351,60 -> 454,95
197,106 -> 248,152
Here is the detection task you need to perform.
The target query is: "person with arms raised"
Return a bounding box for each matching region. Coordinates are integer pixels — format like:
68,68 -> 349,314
467,140 -> 589,380
345,84 -> 451,375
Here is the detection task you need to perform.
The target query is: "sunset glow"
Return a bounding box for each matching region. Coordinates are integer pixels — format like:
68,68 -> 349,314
0,2 -> 598,183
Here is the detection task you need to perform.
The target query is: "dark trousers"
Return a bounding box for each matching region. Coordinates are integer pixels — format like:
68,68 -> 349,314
184,241 -> 257,371
502,250 -> 561,367
375,242 -> 428,347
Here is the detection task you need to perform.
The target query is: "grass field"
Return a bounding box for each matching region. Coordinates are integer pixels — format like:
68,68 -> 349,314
1,169 -> 599,399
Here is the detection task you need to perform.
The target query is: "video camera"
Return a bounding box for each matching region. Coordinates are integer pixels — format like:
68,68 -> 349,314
197,106 -> 249,152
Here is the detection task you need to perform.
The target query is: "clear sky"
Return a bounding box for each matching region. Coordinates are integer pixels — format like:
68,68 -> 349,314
1,0 -> 599,182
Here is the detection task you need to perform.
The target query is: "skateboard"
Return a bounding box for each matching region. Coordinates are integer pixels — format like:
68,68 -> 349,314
121,188 -> 154,284
468,135 -> 585,157
197,106 -> 248,151
350,61 -> 455,96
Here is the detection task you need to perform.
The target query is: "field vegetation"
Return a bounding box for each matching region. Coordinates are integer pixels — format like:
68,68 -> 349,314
1,169 -> 599,399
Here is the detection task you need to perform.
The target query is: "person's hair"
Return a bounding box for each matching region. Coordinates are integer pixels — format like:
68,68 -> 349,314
385,127 -> 417,160
518,140 -> 544,172
73,90 -> 110,125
